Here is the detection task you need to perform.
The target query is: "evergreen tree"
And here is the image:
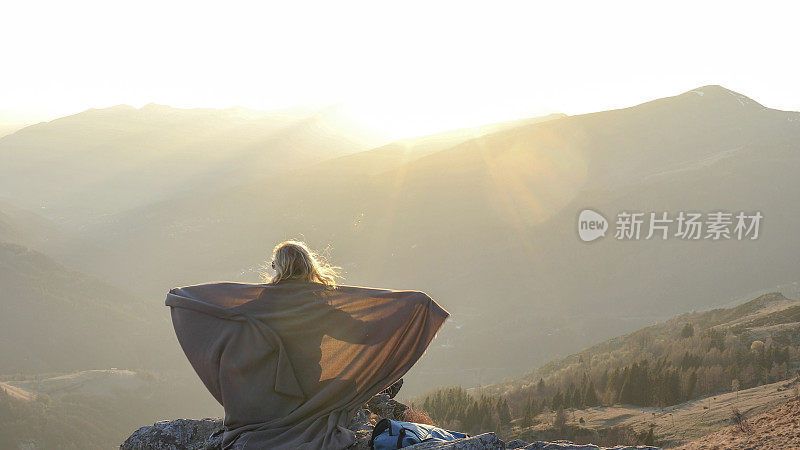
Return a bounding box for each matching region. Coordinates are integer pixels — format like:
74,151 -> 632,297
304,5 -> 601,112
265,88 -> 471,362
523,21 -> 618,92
569,384 -> 582,409
497,399 -> 512,426
685,370 -> 697,400
599,369 -> 610,392
551,389 -> 563,411
521,396 -> 533,427
583,380 -> 599,406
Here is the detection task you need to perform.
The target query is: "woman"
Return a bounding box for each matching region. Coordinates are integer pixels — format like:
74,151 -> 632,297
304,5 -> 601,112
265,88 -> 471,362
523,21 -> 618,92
267,240 -> 340,286
166,240 -> 449,449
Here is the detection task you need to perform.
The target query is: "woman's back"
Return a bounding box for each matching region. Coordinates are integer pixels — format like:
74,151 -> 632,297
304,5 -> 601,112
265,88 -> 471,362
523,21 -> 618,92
166,241 -> 449,449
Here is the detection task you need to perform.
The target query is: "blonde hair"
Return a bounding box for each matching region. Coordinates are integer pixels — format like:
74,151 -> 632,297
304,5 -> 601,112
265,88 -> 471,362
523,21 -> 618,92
265,240 -> 340,287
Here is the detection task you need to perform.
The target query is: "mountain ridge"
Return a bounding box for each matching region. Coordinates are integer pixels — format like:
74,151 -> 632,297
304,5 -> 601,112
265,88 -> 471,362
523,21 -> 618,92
3,85 -> 799,397
47,85 -> 800,395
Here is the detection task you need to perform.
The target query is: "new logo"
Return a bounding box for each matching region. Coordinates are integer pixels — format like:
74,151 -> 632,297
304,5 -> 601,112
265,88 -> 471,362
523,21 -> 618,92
578,209 -> 608,242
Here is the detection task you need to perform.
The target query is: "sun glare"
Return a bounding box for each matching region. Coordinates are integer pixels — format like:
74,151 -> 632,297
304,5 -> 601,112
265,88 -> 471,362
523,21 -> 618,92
2,1 -> 799,136
337,98 -> 554,140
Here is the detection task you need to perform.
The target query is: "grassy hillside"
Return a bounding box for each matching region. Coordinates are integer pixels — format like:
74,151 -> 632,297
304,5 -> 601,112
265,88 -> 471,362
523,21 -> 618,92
678,391 -> 800,449
506,378 -> 799,448
0,369 -> 221,449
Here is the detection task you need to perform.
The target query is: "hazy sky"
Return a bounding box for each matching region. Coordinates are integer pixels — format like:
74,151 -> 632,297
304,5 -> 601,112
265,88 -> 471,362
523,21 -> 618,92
2,1 -> 799,137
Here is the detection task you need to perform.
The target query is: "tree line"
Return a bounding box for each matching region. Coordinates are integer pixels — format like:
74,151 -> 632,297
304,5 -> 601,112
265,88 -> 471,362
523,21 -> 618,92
413,320 -> 800,437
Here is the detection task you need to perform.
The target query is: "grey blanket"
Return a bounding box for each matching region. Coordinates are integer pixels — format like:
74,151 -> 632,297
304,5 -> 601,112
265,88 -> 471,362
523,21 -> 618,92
166,280 -> 449,449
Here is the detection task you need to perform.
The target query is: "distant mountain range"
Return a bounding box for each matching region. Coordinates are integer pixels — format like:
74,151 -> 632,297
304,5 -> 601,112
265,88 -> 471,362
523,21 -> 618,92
0,104 -> 387,226
1,85 -> 798,394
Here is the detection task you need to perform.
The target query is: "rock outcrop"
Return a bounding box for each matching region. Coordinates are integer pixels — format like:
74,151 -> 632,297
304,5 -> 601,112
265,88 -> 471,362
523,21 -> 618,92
120,418 -> 222,449
120,394 -> 660,450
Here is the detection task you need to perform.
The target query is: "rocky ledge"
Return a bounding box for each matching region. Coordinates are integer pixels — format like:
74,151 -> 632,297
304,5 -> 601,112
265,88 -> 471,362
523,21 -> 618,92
120,394 -> 659,450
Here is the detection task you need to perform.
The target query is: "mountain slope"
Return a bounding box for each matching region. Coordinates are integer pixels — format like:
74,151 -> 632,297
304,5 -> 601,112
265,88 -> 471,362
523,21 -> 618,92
0,104 -> 387,225
679,396 -> 800,449
0,369 -> 222,449
0,199 -> 70,251
484,290 -> 800,399
0,199 -> 104,270
0,242 -> 175,373
315,113 -> 566,175
409,290 -> 800,446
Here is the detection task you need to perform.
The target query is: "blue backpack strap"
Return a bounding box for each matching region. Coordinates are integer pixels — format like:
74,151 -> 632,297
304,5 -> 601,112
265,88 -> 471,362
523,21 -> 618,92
370,418 -> 392,448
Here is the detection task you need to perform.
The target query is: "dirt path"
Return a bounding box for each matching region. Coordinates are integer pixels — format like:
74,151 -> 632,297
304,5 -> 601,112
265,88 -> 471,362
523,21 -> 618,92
0,381 -> 35,401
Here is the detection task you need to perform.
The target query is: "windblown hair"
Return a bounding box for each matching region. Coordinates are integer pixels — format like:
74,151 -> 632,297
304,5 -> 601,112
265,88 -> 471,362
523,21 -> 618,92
266,240 -> 340,287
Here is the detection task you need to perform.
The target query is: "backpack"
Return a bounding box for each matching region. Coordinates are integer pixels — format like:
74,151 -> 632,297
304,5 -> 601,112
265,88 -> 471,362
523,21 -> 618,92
369,418 -> 469,449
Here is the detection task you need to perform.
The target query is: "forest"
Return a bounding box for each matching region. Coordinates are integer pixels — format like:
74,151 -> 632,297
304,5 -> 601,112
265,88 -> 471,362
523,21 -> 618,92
412,293 -> 800,443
